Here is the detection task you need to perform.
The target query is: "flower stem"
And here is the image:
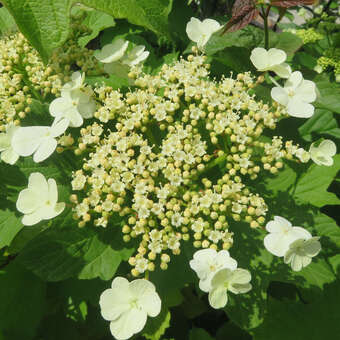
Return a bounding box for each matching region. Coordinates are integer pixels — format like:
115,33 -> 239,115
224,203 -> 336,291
262,5 -> 271,50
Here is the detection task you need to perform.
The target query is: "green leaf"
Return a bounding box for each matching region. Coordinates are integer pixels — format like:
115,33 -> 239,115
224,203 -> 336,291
329,254 -> 340,276
205,25 -> 263,55
0,6 -> 16,36
18,225 -> 134,281
314,80 -> 340,114
77,9 -> 115,48
142,307 -> 171,340
293,155 -> 340,207
291,259 -> 336,290
252,280 -> 340,340
2,0 -> 73,62
189,328 -> 214,340
0,262 -> 46,339
2,0 -> 173,61
269,32 -> 303,56
298,109 -> 340,141
0,209 -> 24,249
295,51 -> 317,70
263,163 -> 297,195
313,213 -> 340,248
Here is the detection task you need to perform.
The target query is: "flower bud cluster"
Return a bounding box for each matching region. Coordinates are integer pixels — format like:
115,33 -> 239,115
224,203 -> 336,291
70,54 -> 306,276
0,20 -> 101,130
293,28 -> 324,44
316,48 -> 340,81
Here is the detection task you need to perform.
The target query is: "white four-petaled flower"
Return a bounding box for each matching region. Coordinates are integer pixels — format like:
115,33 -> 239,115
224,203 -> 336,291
186,17 -> 221,50
208,268 -> 252,309
309,139 -> 336,166
250,47 -> 291,78
284,236 -> 321,271
94,39 -> 129,64
49,71 -> 96,128
122,45 -> 150,67
264,216 -> 311,257
99,277 -> 161,340
271,71 -> 317,118
189,248 -> 237,292
16,172 -> 65,226
95,40 -> 149,75
264,216 -> 322,271
11,118 -> 68,163
0,124 -> 20,164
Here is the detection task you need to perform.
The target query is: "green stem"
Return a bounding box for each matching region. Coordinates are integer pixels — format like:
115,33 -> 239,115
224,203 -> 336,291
262,5 -> 271,50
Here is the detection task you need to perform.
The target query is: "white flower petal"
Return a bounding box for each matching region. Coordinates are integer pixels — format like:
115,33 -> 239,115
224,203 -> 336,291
202,18 -> 221,35
100,288 -> 130,321
271,86 -> 289,106
186,17 -> 205,44
250,47 -> 269,71
208,286 -> 228,309
22,209 -> 44,226
271,63 -> 291,78
319,140 -> 337,157
287,97 -> 314,118
16,188 -> 41,214
303,237 -> 321,257
266,216 -> 291,233
11,126 -> 48,157
130,279 -> 156,299
215,250 -> 238,270
33,137 -> 57,162
1,148 -> 19,164
267,48 -> 287,67
264,233 -> 291,257
49,97 -> 73,118
294,80 -> 316,102
78,98 -> 96,119
138,291 -> 161,317
285,71 -> 303,90
109,309 -> 147,340
50,118 -> 69,137
230,268 -> 251,285
28,172 -> 49,199
95,39 -> 129,63
291,253 -> 303,271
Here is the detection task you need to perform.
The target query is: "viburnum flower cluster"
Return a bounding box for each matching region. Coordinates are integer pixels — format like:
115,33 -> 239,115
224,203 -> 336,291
69,52 -> 316,277
0,14 -> 338,340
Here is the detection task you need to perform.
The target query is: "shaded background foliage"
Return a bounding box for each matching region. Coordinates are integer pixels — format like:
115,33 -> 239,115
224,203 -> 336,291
0,0 -> 339,339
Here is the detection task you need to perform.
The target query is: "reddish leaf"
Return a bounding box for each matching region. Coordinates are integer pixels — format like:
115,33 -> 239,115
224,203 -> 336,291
271,0 -> 315,8
222,0 -> 259,33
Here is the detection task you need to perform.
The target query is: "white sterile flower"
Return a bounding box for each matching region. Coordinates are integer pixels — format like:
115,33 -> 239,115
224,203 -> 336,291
99,277 -> 161,340
49,89 -> 96,128
250,47 -> 291,78
284,236 -> 321,271
295,148 -> 310,163
271,71 -> 317,118
61,71 -> 85,95
264,216 -> 311,257
189,248 -> 237,292
11,119 -> 68,163
121,45 -> 149,67
186,17 -> 221,50
208,268 -> 252,309
0,124 -> 20,164
309,139 -> 337,166
16,172 -> 65,226
94,39 -> 129,63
